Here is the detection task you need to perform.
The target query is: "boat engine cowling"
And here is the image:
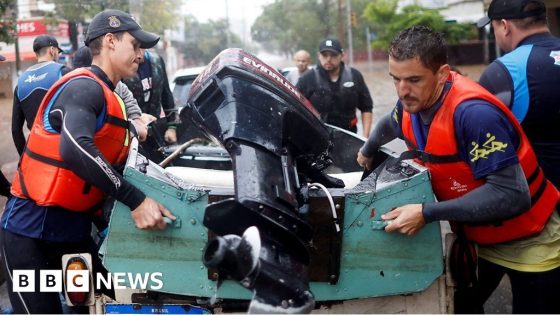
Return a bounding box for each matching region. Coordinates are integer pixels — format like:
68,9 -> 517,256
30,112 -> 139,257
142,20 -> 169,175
186,48 -> 342,313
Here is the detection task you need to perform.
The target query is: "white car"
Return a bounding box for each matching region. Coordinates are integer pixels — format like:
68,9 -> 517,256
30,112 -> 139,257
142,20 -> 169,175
170,66 -> 206,109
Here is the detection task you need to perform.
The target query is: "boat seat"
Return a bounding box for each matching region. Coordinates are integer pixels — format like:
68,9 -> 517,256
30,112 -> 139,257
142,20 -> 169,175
165,166 -> 362,189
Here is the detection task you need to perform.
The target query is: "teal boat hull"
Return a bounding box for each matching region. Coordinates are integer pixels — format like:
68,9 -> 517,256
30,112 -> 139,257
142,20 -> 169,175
102,150 -> 442,302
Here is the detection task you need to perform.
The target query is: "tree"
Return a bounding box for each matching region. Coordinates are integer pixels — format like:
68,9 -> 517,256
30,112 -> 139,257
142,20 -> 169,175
251,0 -> 339,58
44,0 -> 180,50
132,0 -> 181,36
179,16 -> 242,65
363,0 -> 477,50
250,0 -> 378,61
0,0 -> 16,44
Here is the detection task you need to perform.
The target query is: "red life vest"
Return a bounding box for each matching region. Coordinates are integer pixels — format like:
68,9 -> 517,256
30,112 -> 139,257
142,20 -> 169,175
401,72 -> 559,245
11,68 -> 130,212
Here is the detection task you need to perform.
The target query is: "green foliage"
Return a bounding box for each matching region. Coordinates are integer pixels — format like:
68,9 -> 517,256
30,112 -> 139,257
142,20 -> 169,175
250,0 -> 381,60
251,0 -> 339,58
179,17 -> 242,65
134,0 -> 181,35
47,0 -> 127,23
46,0 -> 179,34
444,22 -> 478,45
0,0 -> 16,44
363,1 -> 477,50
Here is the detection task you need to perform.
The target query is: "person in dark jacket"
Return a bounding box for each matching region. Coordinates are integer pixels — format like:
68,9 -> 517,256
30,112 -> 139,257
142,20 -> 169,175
296,38 -> 373,137
123,50 -> 177,143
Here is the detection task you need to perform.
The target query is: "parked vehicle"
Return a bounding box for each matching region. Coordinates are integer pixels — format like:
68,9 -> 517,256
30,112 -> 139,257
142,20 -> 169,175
171,66 -> 206,109
278,66 -> 313,78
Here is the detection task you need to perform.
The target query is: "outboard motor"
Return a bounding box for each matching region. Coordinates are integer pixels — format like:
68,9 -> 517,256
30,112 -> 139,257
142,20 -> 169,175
186,49 -> 342,313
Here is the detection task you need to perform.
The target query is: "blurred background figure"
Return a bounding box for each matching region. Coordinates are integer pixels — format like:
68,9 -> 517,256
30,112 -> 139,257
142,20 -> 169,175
286,49 -> 311,85
297,38 -> 373,138
11,35 -> 70,156
72,46 -> 149,141
123,50 -> 177,144
0,54 -> 11,197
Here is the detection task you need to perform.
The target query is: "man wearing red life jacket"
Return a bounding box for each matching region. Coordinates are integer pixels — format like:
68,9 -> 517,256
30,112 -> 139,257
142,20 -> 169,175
0,10 -> 175,313
357,26 -> 560,313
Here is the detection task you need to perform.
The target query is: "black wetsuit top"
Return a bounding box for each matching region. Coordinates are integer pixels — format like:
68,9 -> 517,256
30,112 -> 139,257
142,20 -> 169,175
1,66 -> 144,242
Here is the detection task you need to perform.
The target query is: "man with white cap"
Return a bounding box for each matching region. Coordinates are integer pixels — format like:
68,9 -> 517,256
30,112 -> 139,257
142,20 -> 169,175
1,10 -> 175,313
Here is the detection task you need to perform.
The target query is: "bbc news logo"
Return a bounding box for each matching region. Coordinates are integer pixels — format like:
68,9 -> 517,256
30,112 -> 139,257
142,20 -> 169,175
13,270 -> 164,292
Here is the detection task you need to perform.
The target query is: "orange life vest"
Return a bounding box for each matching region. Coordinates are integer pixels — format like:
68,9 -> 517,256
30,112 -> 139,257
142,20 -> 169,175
401,72 -> 559,245
11,68 -> 130,212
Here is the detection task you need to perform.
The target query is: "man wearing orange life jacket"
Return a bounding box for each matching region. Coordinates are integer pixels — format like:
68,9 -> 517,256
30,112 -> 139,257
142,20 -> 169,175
0,10 -> 175,313
357,26 -> 560,313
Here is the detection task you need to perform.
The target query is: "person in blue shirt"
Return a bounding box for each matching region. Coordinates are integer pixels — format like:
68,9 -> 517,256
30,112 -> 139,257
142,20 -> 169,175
0,53 -> 11,197
11,35 -> 71,156
477,0 -> 560,188
357,26 -> 560,313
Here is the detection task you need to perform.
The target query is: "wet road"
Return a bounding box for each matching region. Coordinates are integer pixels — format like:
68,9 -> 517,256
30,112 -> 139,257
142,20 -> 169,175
0,60 -> 512,313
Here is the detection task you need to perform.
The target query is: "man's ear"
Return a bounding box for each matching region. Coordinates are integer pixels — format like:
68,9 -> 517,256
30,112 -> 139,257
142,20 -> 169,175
438,64 -> 450,83
104,33 -> 116,49
502,19 -> 513,36
494,19 -> 511,36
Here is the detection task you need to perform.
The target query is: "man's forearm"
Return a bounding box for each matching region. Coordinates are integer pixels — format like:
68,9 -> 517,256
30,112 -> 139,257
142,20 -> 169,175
360,112 -> 398,157
422,164 -> 530,224
361,111 -> 372,138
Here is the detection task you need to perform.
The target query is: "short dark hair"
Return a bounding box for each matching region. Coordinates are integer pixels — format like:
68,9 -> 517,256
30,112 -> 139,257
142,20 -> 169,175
35,46 -> 51,57
510,1 -> 547,29
88,31 -> 125,56
388,26 -> 447,73
73,46 -> 93,68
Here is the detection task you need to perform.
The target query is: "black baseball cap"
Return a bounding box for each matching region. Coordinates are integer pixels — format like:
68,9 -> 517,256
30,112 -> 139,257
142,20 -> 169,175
33,35 -> 63,53
85,9 -> 160,48
319,38 -> 343,54
0,55 -> 5,62
477,0 -> 546,28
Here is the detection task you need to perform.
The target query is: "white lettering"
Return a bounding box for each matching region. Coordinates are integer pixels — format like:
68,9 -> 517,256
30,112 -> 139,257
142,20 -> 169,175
94,156 -> 121,188
40,270 -> 62,292
112,272 -> 127,290
127,272 -> 149,289
12,270 -> 165,292
150,272 -> 163,290
96,272 -> 112,290
241,56 -> 301,99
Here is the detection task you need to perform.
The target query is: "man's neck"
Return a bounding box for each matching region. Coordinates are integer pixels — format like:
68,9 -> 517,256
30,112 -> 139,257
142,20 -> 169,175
92,59 -> 120,87
36,56 -> 53,63
512,26 -> 550,50
418,82 -> 447,124
326,65 -> 341,82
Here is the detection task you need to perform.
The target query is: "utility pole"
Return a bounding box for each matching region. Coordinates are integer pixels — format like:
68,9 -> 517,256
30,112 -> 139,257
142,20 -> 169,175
12,1 -> 21,74
337,0 -> 344,46
366,26 -> 372,73
225,0 -> 231,48
346,0 -> 353,66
